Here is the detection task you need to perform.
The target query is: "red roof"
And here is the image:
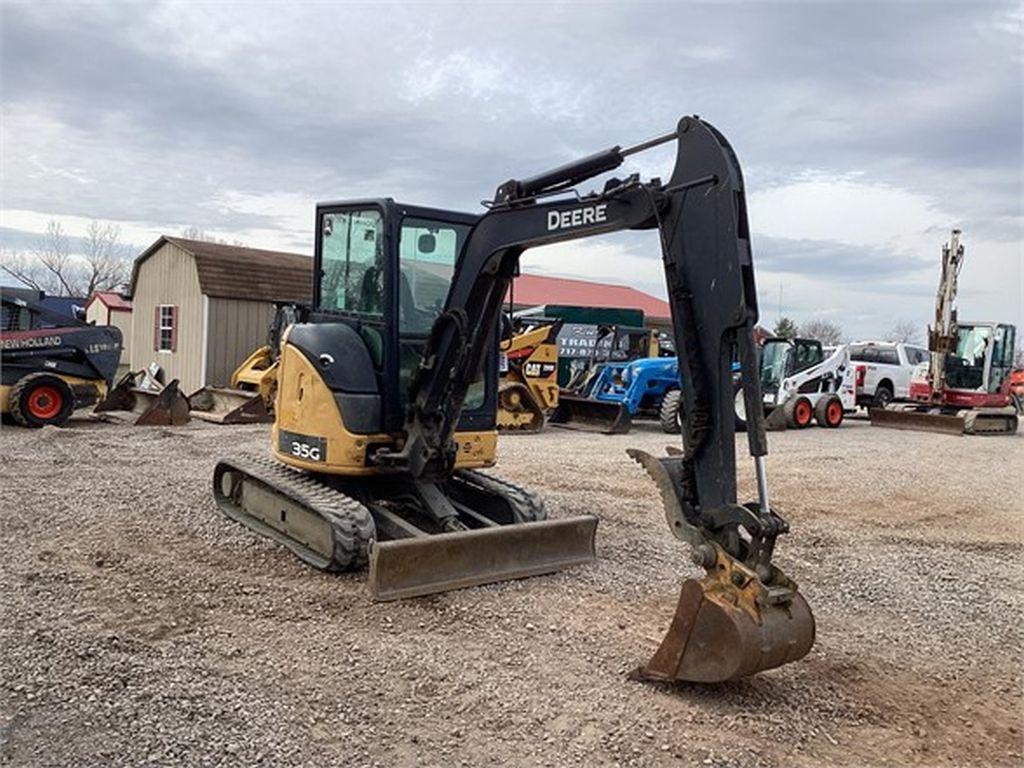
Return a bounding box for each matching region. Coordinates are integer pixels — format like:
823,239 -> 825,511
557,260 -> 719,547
86,290 -> 132,312
506,273 -> 671,319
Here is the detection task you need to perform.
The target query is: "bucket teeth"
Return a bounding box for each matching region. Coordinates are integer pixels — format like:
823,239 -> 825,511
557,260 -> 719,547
626,448 -> 705,550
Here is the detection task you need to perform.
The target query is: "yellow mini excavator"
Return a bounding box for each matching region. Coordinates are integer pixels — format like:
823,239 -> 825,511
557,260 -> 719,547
213,116 -> 815,683
497,318 -> 562,432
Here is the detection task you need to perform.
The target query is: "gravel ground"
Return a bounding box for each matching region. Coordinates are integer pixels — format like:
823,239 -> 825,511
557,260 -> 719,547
1,413 -> 1021,767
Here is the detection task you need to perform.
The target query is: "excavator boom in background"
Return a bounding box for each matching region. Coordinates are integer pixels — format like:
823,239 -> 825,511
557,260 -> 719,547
213,116 -> 814,683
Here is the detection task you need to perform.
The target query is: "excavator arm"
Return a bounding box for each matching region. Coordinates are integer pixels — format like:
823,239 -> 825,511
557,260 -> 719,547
377,116 -> 813,681
379,116 -> 778,572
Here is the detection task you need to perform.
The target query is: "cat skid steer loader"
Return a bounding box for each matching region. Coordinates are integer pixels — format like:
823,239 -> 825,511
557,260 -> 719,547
213,116 -> 814,682
497,319 -> 562,433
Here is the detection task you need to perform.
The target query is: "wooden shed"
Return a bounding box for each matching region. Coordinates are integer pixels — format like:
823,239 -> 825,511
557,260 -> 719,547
127,236 -> 312,393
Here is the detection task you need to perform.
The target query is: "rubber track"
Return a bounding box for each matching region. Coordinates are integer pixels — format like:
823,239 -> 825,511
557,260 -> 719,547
214,455 -> 375,571
451,469 -> 547,523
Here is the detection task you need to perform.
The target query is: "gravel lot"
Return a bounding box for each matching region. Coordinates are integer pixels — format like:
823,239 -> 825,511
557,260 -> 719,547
1,414 -> 1021,767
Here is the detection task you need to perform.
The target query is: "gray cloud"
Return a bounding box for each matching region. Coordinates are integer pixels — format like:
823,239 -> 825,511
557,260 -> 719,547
1,1 -> 1020,336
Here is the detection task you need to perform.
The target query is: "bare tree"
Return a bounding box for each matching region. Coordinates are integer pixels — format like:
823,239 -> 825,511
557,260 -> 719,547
82,221 -> 131,295
886,319 -> 923,344
799,318 -> 844,345
181,226 -> 246,247
0,219 -> 132,297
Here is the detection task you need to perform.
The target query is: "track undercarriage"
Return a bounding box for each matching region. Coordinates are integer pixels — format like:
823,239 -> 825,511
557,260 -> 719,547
213,456 -> 597,600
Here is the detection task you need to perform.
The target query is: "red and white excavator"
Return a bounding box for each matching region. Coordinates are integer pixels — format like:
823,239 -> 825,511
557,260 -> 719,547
871,229 -> 1018,435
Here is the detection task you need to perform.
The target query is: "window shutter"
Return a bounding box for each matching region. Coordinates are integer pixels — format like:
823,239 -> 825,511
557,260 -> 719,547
170,306 -> 178,352
153,306 -> 160,351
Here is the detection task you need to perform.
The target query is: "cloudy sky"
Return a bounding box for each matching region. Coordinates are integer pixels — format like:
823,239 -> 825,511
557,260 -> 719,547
1,1 -> 1021,339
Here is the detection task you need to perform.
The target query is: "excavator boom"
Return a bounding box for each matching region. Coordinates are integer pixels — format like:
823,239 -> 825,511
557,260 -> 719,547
373,116 -> 814,682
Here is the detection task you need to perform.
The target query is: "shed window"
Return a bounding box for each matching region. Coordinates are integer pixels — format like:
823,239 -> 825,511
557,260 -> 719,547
155,305 -> 177,352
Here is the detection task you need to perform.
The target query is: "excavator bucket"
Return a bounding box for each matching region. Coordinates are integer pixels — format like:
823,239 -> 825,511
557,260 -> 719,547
95,374 -> 191,426
368,516 -> 599,601
629,448 -> 815,683
634,574 -> 815,683
189,386 -> 272,424
548,393 -> 632,434
870,405 -> 1018,436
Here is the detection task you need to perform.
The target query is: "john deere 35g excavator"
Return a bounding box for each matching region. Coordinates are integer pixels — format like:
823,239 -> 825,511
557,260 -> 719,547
214,116 -> 814,683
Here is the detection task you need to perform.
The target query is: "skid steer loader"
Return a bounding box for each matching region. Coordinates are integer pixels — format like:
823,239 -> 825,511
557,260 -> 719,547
1,294 -> 122,427
213,116 -> 814,682
497,319 -> 562,433
189,304 -> 300,424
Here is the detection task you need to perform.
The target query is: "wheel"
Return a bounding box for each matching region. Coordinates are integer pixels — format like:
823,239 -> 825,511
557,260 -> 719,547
9,373 -> 76,428
814,395 -> 844,428
659,390 -> 682,434
873,383 -> 893,410
784,396 -> 813,429
733,381 -> 748,433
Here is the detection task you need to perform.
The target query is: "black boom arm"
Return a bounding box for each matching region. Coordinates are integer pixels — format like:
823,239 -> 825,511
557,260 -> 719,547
377,117 -> 783,572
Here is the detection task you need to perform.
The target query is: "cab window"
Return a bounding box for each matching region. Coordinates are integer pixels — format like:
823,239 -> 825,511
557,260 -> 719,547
398,218 -> 469,333
319,210 -> 384,316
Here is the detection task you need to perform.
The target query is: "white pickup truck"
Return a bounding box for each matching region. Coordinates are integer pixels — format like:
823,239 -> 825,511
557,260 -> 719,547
849,341 -> 929,408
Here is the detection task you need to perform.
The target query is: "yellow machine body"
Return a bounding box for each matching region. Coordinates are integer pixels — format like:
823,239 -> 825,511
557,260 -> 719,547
271,340 -> 497,475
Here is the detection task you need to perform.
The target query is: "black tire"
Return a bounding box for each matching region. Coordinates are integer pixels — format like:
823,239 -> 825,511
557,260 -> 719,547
784,396 -> 813,429
9,373 -> 76,428
873,383 -> 893,410
814,395 -> 844,428
659,390 -> 682,434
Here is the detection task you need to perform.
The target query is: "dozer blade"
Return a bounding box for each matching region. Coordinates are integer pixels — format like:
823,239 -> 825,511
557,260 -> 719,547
368,516 -> 598,601
189,386 -> 272,424
548,394 -> 632,434
870,406 -> 966,436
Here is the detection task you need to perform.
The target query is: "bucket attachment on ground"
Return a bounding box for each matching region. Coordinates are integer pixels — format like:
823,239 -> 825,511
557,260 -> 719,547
870,404 -> 1018,436
628,448 -> 815,683
95,372 -> 191,426
548,393 -> 632,434
368,516 -> 598,601
189,386 -> 273,424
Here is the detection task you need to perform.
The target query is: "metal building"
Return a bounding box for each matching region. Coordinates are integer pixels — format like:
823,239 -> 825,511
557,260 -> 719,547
127,237 -> 311,393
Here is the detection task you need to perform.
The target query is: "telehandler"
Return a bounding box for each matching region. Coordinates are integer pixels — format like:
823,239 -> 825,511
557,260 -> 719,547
213,116 -> 814,682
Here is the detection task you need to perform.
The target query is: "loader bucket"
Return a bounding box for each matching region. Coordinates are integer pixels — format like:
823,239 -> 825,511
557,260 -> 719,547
96,375 -> 191,426
368,516 -> 598,601
133,380 -> 191,426
94,372 -> 140,413
634,575 -> 815,684
548,394 -> 632,434
189,386 -> 272,424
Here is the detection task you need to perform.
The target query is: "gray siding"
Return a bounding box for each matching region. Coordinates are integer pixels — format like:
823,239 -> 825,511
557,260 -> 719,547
205,298 -> 276,386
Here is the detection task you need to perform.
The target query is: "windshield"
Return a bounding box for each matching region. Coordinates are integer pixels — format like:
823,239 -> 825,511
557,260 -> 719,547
398,217 -> 470,334
947,324 -> 991,391
759,341 -> 789,391
319,210 -> 384,316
